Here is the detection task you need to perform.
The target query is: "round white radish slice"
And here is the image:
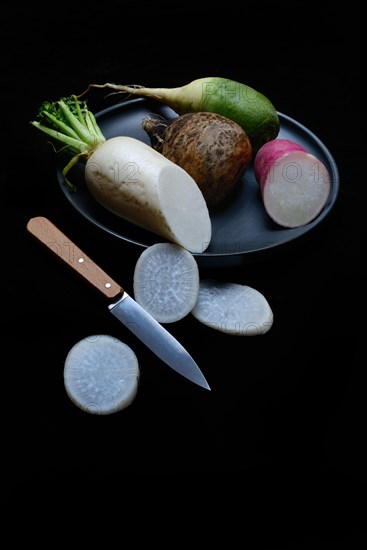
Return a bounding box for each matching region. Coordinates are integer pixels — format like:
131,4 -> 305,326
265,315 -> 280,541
133,242 -> 200,323
64,335 -> 140,415
254,138 -> 331,228
191,279 -> 273,335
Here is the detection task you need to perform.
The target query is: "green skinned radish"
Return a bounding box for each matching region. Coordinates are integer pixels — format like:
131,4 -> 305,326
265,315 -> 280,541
79,76 -> 280,151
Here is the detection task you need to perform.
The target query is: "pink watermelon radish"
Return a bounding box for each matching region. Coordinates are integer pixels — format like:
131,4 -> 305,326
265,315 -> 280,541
254,138 -> 331,228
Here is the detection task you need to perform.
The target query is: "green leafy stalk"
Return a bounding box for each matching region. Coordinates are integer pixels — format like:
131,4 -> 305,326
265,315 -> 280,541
30,95 -> 106,190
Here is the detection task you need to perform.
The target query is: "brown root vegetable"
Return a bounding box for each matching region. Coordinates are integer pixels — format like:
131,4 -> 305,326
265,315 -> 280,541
142,111 -> 253,207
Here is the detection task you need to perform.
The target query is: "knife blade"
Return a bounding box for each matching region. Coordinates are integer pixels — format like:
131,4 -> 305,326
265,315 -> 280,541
27,216 -> 210,390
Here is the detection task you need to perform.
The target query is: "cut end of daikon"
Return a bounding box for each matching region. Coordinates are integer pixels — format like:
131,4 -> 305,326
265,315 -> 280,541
158,163 -> 212,253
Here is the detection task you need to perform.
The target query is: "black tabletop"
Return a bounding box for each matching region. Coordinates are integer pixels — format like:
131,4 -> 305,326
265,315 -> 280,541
3,2 -> 366,543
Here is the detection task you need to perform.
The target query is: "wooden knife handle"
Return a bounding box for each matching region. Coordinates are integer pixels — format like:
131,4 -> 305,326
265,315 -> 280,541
27,216 -> 124,300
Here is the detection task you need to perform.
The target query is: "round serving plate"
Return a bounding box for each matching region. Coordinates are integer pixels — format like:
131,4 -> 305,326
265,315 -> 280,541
57,97 -> 340,268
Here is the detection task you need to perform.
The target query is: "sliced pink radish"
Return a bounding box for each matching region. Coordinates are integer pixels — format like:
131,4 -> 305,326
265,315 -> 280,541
254,138 -> 331,228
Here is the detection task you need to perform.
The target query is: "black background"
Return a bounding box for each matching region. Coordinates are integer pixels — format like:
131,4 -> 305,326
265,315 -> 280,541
2,2 -> 366,544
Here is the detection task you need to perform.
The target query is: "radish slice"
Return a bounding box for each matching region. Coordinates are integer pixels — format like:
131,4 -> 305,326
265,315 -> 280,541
64,335 -> 140,415
133,242 -> 200,323
254,138 -> 331,227
191,279 -> 273,335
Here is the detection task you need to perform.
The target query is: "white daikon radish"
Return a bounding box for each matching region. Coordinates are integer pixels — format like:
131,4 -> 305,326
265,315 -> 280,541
64,335 -> 140,415
191,279 -> 273,335
31,96 -> 212,254
85,136 -> 212,253
133,243 -> 200,323
254,138 -> 331,228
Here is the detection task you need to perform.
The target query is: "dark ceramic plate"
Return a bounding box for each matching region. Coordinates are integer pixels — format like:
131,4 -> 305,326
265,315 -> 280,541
57,97 -> 339,267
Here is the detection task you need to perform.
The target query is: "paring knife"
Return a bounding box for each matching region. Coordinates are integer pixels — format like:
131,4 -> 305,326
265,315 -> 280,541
27,216 -> 210,390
